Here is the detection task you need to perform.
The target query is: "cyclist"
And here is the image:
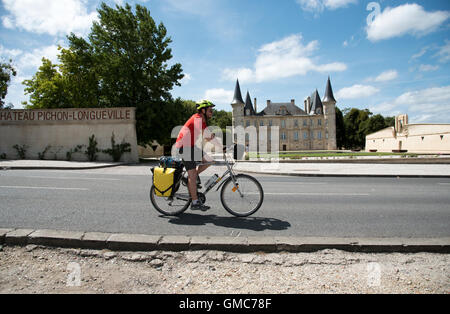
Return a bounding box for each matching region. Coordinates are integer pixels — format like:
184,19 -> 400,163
175,100 -> 221,211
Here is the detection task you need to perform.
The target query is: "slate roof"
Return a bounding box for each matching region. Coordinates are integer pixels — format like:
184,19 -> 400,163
231,79 -> 244,105
260,102 -> 306,116
309,90 -> 323,115
323,76 -> 336,103
244,91 -> 256,116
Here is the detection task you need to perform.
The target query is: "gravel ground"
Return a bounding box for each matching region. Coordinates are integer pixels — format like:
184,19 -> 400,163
0,245 -> 448,294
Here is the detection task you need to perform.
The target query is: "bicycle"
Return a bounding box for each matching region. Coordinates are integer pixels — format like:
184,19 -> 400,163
149,145 -> 264,217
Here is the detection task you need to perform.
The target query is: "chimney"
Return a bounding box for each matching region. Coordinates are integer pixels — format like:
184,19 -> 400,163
304,97 -> 310,114
254,98 -> 257,113
291,99 -> 295,105
267,100 -> 271,106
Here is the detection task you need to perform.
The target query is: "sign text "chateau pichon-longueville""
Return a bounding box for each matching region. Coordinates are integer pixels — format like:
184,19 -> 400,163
0,108 -> 133,122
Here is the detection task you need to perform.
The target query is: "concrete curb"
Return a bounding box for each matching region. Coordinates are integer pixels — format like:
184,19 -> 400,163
0,162 -> 131,171
235,169 -> 450,178
1,228 -> 449,253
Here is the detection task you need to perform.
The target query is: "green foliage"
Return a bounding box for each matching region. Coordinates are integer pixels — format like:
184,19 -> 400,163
209,109 -> 232,145
12,144 -> 28,159
66,145 -> 85,161
337,107 -> 394,149
23,58 -> 68,108
85,135 -> 99,162
0,59 -> 17,108
38,145 -> 52,160
335,107 -> 345,149
102,132 -> 131,162
209,109 -> 232,130
23,2 -> 183,146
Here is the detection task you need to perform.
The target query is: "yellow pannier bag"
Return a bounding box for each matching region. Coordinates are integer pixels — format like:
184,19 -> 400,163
153,167 -> 176,197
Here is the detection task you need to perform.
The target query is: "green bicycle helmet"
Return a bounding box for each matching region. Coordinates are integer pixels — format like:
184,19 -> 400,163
196,100 -> 216,111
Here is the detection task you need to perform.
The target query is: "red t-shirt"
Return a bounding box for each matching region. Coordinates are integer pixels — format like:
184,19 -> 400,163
175,113 -> 207,148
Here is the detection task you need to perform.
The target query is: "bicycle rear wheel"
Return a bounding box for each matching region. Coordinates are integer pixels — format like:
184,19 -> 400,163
150,182 -> 191,216
220,174 -> 264,217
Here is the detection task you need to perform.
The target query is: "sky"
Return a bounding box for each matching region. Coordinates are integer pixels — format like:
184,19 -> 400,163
1,0 -> 449,123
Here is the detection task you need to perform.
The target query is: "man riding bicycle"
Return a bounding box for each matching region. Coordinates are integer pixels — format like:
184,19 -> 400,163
175,100 -> 221,211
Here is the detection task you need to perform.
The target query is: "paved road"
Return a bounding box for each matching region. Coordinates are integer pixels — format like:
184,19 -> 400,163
1,166 -> 449,238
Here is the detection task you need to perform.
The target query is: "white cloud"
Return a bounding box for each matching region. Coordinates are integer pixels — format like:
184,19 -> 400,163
371,86 -> 450,123
411,46 -> 430,61
434,40 -> 450,63
419,64 -> 439,72
296,0 -> 357,13
336,84 -> 380,99
368,70 -> 398,82
204,88 -> 234,106
2,0 -> 98,37
180,73 -> 192,85
0,45 -> 23,59
366,3 -> 450,42
324,0 -> 358,10
17,45 -> 60,70
223,34 -> 346,83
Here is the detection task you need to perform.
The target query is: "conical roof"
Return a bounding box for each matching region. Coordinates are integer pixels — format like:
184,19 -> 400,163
244,91 -> 256,116
231,79 -> 244,105
310,89 -> 323,115
323,76 -> 336,103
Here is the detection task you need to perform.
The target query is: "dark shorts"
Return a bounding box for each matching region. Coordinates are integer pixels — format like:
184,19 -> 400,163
178,146 -> 204,171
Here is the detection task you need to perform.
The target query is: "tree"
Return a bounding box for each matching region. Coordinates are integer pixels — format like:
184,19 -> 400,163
341,108 -> 394,149
23,2 -> 184,145
210,109 -> 232,130
0,59 -> 16,109
23,58 -> 68,108
335,107 -> 345,149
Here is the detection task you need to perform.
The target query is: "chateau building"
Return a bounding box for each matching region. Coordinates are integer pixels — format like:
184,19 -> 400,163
231,77 -> 337,151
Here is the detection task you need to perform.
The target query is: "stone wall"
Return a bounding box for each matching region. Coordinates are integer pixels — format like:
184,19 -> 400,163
366,120 -> 450,154
0,108 -> 139,162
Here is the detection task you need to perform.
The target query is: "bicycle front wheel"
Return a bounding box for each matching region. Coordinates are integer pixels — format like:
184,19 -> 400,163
150,183 -> 191,216
220,174 -> 264,217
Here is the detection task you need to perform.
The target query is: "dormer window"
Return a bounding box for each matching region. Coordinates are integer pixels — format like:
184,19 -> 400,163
279,106 -> 287,115
246,109 -> 250,116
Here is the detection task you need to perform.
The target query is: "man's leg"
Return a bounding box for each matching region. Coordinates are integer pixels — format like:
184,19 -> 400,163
187,168 -> 198,202
197,153 -> 213,175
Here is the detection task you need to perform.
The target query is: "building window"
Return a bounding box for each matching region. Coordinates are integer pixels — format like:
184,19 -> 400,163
281,132 -> 287,140
246,120 -> 250,127
269,120 -> 272,126
310,119 -> 313,126
303,119 -> 307,126
310,131 -> 314,139
281,120 -> 286,128
294,132 -> 299,141
318,131 -> 322,139
294,120 -> 298,127
246,109 -> 250,116
318,119 -> 322,126
260,120 -> 264,126
303,132 -> 308,139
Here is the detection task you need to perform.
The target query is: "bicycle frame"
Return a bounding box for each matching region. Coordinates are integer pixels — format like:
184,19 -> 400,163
178,146 -> 242,199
